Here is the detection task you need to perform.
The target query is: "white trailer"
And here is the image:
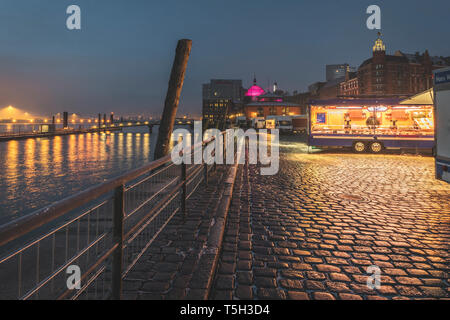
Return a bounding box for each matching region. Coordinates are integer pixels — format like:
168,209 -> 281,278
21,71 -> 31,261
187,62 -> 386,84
266,115 -> 293,133
434,67 -> 450,183
235,116 -> 247,128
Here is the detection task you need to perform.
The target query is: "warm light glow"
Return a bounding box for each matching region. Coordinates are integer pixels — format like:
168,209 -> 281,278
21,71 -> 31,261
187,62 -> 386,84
0,106 -> 41,121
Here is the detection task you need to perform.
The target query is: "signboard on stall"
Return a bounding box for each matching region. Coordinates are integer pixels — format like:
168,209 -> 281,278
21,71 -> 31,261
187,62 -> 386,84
435,69 -> 450,85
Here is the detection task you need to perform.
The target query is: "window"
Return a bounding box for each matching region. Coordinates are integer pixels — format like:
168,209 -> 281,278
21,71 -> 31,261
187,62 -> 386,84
257,108 -> 264,117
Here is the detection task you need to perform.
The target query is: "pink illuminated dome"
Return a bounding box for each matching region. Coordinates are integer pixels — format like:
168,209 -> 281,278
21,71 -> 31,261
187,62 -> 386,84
245,77 -> 265,98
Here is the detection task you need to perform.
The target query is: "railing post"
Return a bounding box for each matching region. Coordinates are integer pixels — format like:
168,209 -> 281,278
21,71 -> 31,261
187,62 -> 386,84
112,184 -> 124,300
181,163 -> 187,218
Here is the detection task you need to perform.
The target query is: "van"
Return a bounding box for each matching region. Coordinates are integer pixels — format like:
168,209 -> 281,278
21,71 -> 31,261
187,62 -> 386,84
266,116 -> 293,133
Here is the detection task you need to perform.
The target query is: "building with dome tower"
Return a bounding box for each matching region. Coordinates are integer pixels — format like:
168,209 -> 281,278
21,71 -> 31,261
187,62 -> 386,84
340,33 -> 449,98
243,77 -> 302,120
202,76 -> 304,129
245,76 -> 265,101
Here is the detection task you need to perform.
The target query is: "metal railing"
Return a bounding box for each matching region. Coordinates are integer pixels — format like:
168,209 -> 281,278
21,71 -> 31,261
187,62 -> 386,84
0,132 -> 227,300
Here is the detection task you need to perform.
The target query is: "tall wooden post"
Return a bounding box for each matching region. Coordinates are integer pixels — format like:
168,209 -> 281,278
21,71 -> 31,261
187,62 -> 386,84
154,39 -> 192,159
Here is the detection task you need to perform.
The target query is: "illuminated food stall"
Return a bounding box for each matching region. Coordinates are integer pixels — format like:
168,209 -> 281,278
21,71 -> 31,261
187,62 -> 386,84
308,97 -> 434,153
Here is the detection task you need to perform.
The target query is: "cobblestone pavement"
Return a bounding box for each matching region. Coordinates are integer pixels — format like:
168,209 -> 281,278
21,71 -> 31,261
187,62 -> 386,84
122,164 -> 230,300
211,136 -> 450,300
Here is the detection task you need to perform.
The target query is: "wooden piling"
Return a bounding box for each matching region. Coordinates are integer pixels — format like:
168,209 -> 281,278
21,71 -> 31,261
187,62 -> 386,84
154,39 -> 192,159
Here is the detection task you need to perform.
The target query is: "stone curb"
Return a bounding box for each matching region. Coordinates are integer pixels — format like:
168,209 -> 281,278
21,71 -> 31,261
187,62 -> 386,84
186,162 -> 239,300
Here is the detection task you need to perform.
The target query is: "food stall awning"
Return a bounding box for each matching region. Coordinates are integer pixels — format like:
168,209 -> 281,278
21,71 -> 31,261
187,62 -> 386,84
309,98 -> 402,106
399,89 -> 434,105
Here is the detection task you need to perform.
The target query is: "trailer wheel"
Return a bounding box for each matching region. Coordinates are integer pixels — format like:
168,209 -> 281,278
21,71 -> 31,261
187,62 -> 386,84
370,141 -> 383,153
353,141 -> 366,153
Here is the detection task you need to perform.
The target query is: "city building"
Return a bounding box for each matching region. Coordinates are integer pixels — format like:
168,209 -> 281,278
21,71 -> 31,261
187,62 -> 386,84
202,79 -> 244,129
357,34 -> 449,97
339,71 -> 359,97
244,77 -> 265,101
244,80 -> 301,119
307,65 -> 356,100
326,64 -> 355,82
285,92 -> 310,115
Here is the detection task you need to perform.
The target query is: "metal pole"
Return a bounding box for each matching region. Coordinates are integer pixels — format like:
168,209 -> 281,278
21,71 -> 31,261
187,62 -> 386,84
111,184 -> 124,300
204,162 -> 209,186
181,163 -> 187,218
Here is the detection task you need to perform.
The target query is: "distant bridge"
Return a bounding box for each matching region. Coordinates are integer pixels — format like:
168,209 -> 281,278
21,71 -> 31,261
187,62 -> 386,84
0,119 -> 196,142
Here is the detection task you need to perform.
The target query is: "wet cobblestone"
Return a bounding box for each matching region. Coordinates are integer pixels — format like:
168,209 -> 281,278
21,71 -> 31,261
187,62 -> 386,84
211,137 -> 450,300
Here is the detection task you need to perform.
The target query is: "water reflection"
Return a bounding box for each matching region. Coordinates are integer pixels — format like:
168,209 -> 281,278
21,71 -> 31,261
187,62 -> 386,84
0,131 -> 154,223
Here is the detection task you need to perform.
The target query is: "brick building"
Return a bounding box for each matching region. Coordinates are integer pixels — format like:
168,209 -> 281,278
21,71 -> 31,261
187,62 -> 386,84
244,91 -> 302,119
356,34 -> 448,97
339,71 -> 359,97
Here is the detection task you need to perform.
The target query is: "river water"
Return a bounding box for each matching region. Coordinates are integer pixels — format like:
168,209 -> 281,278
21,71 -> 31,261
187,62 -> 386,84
0,126 -> 184,224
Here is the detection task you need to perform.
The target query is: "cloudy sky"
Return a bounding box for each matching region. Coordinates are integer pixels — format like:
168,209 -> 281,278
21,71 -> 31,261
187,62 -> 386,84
0,0 -> 449,117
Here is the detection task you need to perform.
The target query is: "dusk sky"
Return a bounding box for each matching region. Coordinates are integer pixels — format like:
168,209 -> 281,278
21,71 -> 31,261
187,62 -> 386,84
0,0 -> 449,117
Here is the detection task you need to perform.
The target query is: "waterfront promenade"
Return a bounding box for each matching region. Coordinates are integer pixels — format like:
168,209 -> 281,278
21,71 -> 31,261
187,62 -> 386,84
0,134 -> 448,300
125,136 -> 450,300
